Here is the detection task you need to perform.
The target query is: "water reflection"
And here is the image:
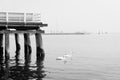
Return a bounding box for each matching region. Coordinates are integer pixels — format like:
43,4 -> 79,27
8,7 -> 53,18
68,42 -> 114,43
0,48 -> 46,80
0,55 -> 5,79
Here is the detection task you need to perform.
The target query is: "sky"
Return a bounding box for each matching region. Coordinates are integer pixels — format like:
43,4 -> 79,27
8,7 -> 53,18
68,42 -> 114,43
0,0 -> 120,33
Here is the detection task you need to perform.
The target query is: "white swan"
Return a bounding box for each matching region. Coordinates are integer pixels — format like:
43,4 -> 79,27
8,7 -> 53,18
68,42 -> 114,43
56,52 -> 73,60
56,56 -> 66,60
63,51 -> 73,58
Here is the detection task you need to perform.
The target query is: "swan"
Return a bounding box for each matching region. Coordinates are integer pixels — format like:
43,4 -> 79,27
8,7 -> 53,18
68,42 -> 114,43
56,56 -> 66,60
63,54 -> 72,58
63,51 -> 73,58
56,52 -> 73,60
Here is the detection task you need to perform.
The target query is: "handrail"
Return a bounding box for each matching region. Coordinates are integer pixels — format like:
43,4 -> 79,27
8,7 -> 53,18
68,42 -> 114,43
0,12 -> 41,22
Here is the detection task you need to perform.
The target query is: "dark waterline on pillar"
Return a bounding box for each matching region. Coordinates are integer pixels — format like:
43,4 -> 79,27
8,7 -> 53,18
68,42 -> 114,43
36,47 -> 45,61
15,33 -> 21,53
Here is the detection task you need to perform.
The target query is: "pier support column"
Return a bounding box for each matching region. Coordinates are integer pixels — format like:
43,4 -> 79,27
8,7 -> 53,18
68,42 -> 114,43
24,33 -> 32,61
0,34 -> 3,60
35,33 -> 45,60
5,33 -> 10,60
15,33 -> 20,53
15,33 -> 20,60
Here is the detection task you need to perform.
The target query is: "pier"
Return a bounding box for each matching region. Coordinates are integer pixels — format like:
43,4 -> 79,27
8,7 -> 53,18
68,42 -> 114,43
0,12 -> 48,61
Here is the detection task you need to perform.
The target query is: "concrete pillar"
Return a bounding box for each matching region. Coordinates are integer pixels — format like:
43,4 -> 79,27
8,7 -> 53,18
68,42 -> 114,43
35,33 -> 45,60
15,33 -> 20,60
5,33 -> 10,60
24,33 -> 32,61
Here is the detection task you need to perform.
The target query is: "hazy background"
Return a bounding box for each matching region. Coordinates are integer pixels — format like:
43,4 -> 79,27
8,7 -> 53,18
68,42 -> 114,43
0,0 -> 120,33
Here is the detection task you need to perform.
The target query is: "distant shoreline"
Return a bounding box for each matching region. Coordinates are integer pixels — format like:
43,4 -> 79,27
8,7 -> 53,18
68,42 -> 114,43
43,33 -> 90,35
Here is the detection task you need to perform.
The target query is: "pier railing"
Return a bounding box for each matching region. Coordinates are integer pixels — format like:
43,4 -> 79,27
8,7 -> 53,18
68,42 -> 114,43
0,12 -> 41,22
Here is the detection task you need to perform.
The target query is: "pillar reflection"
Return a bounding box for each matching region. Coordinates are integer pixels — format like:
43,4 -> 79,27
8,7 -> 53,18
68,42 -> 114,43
8,49 -> 46,80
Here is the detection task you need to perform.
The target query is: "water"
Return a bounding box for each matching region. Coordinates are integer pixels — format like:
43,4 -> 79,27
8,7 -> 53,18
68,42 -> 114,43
1,34 -> 120,80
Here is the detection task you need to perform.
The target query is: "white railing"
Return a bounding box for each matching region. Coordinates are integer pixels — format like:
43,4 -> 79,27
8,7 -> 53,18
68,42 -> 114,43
0,12 -> 41,22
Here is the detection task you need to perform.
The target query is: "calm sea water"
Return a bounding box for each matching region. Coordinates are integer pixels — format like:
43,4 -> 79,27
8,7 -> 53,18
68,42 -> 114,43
1,34 -> 120,80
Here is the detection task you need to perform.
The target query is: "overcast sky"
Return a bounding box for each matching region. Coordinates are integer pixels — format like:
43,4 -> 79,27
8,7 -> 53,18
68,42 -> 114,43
0,0 -> 120,33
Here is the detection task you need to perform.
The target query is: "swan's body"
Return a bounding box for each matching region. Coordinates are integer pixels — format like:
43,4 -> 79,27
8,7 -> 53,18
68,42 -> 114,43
56,54 -> 72,60
56,56 -> 66,60
56,52 -> 73,61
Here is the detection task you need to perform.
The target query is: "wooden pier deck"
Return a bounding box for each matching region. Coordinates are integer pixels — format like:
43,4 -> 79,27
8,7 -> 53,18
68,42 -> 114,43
0,29 -> 45,34
0,12 -> 47,30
